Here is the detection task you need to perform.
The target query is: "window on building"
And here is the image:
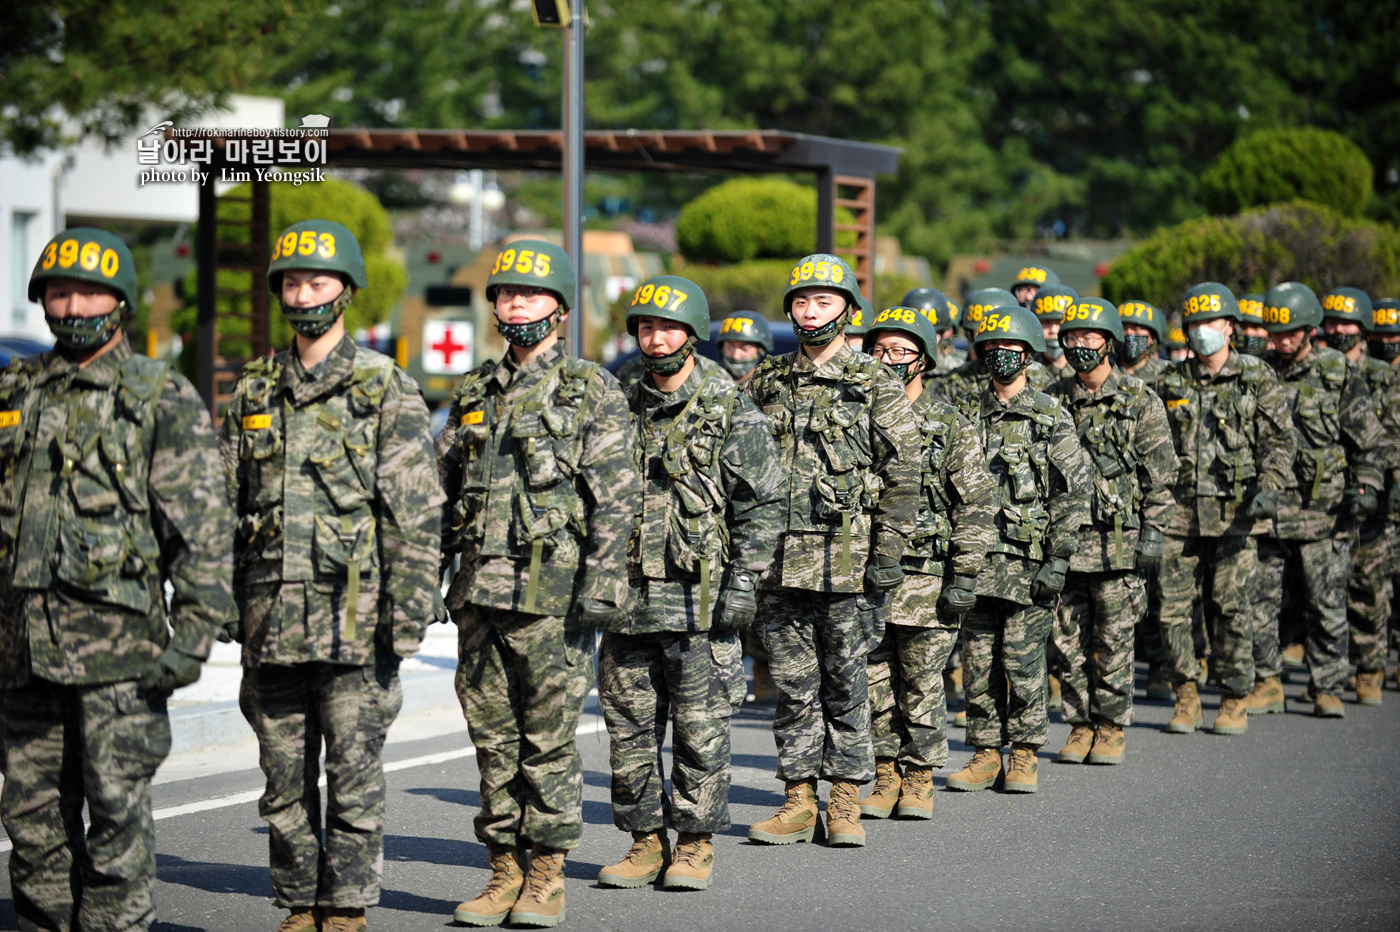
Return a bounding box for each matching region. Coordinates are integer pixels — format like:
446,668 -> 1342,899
12,211 -> 36,329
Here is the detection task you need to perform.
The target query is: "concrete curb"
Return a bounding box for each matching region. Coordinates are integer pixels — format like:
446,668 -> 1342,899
168,668 -> 461,755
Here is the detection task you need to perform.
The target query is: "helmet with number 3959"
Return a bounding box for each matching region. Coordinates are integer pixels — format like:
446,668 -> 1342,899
267,219 -> 367,293
484,238 -> 576,311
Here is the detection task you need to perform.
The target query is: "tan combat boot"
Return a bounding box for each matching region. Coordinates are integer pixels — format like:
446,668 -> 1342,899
945,666 -> 965,699
859,759 -> 902,819
1087,722 -> 1125,765
321,908 -> 366,932
1166,681 -> 1203,734
509,846 -> 566,928
597,831 -> 669,888
454,846 -> 527,927
825,781 -> 866,847
1003,743 -> 1040,793
1047,674 -> 1063,710
1057,724 -> 1095,764
1314,692 -> 1346,718
946,748 -> 1002,791
663,833 -> 714,890
1281,642 -> 1306,667
896,766 -> 934,819
953,709 -> 968,728
751,658 -> 778,704
1242,676 -> 1284,715
1355,670 -> 1384,706
748,779 -> 819,844
1213,695 -> 1249,735
1145,663 -> 1173,701
274,910 -> 319,932
1195,657 -> 1210,689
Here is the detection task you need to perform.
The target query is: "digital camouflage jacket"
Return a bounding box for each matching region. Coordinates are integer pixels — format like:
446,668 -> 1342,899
221,334 -> 444,667
437,344 -> 640,617
0,337 -> 233,687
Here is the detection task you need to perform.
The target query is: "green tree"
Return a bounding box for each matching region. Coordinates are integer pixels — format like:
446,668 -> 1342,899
1,1 -> 315,154
1200,128 -> 1373,217
675,178 -> 854,263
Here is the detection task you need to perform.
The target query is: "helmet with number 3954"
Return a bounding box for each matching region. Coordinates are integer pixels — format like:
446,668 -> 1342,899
29,226 -> 139,310
972,303 -> 1047,353
484,238 -> 576,311
267,219 -> 367,293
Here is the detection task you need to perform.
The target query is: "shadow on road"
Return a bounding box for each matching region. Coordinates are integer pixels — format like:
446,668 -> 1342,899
156,852 -> 271,898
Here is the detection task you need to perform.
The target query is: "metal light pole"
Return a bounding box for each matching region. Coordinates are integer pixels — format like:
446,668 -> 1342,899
561,3 -> 585,356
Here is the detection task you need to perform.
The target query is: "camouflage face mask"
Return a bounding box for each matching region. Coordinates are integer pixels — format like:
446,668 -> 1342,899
496,311 -> 559,347
983,346 -> 1028,383
1322,330 -> 1360,353
1120,334 -> 1155,363
789,304 -> 850,347
1370,340 -> 1400,363
281,287 -> 353,338
641,335 -> 698,376
46,304 -> 125,351
1065,345 -> 1108,373
720,352 -> 763,379
1236,333 -> 1270,356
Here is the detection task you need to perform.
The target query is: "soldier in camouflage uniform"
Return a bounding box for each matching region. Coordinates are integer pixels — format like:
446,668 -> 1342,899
1240,283 -> 1385,720
1236,294 -> 1272,357
715,310 -> 775,385
857,305 -> 995,820
1157,283 -> 1295,736
0,228 -> 233,932
596,276 -> 784,891
935,288 -> 1053,420
945,303 -> 1091,795
1030,283 -> 1077,383
1010,264 -> 1060,309
1047,299 -> 1179,765
902,287 -> 967,376
1353,297 -> 1400,701
437,240 -> 640,928
222,221 -> 444,932
614,345 -> 732,389
744,254 -> 920,849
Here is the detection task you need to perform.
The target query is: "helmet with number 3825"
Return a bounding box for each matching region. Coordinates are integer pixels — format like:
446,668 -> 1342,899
267,219 -> 367,293
484,238 -> 576,311
29,226 -> 139,310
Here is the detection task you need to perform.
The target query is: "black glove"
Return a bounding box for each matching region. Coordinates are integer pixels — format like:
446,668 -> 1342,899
1346,488 -> 1379,516
576,597 -> 624,629
1135,527 -> 1164,569
1388,483 -> 1400,515
936,575 -> 978,617
864,553 -> 905,593
1244,488 -> 1278,520
217,619 -> 241,644
1031,557 -> 1069,601
714,566 -> 759,632
139,647 -> 203,695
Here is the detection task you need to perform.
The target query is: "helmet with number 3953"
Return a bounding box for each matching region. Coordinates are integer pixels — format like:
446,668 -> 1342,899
267,219 -> 367,293
29,226 -> 139,310
484,239 -> 576,311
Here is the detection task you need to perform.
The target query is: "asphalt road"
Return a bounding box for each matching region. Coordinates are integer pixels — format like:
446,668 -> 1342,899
3,663 -> 1398,932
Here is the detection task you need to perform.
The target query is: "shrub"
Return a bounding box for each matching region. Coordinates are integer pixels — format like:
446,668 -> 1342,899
675,178 -> 855,263
1200,128 -> 1373,218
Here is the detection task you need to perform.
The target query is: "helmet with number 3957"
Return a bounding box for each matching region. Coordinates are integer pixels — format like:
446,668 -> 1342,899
267,219 -> 367,293
484,239 -> 576,310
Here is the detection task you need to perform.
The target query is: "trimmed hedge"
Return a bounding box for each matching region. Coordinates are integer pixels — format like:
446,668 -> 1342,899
1101,200 -> 1400,310
1200,128 -> 1373,218
676,177 -> 856,263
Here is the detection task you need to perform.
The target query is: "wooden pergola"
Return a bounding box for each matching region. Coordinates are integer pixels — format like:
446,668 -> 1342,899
194,128 -> 900,413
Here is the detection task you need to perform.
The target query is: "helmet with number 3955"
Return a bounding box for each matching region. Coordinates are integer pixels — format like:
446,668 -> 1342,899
484,239 -> 575,311
267,219 -> 367,293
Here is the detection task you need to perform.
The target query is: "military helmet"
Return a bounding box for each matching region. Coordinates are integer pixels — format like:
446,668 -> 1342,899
1322,287 -> 1372,325
1009,265 -> 1059,292
484,238 -> 575,310
1061,297 -> 1123,341
1165,323 -> 1187,349
846,295 -> 874,336
902,286 -> 953,329
783,253 -> 860,315
29,226 -> 139,310
1372,299 -> 1400,335
625,274 -> 710,339
1238,293 -> 1265,327
864,305 -> 939,359
1117,299 -> 1168,341
1262,281 -> 1322,333
1181,281 -> 1241,325
267,219 -> 367,293
716,310 -> 775,353
1030,284 -> 1079,322
945,296 -> 961,329
962,287 -> 1020,336
972,303 -> 1047,353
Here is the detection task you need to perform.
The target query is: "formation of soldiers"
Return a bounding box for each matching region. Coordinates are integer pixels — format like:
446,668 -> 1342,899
0,220 -> 1396,932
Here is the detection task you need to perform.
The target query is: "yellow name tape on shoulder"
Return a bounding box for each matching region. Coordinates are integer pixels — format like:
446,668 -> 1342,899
242,414 -> 272,430
0,411 -> 19,428
1166,399 -> 1189,409
463,410 -> 485,424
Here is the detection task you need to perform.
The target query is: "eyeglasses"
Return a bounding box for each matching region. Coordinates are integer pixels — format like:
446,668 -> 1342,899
1060,332 -> 1107,349
496,284 -> 550,299
870,346 -> 921,362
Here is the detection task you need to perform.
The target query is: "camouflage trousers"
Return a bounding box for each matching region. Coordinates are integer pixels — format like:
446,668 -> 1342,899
868,623 -> 960,768
1158,534 -> 1256,697
239,659 -> 403,910
1054,571 -> 1145,727
1135,572 -> 1166,667
1347,520 -> 1396,673
1252,536 -> 1353,695
598,631 -> 738,834
761,588 -> 881,784
0,678 -> 171,932
963,596 -> 1053,750
455,607 -> 595,851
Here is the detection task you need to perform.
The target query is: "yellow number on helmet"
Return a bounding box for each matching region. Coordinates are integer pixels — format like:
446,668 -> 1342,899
100,248 -> 119,277
317,233 -> 336,258
41,242 -> 57,269
533,253 -> 550,276
633,283 -> 655,306
281,232 -> 298,261
815,261 -> 831,280
514,250 -> 535,274
668,289 -> 688,310
999,315 -> 1011,331
79,241 -> 100,272
800,261 -> 815,281
298,231 -> 317,256
831,265 -> 844,283
652,284 -> 672,308
58,239 -> 78,268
